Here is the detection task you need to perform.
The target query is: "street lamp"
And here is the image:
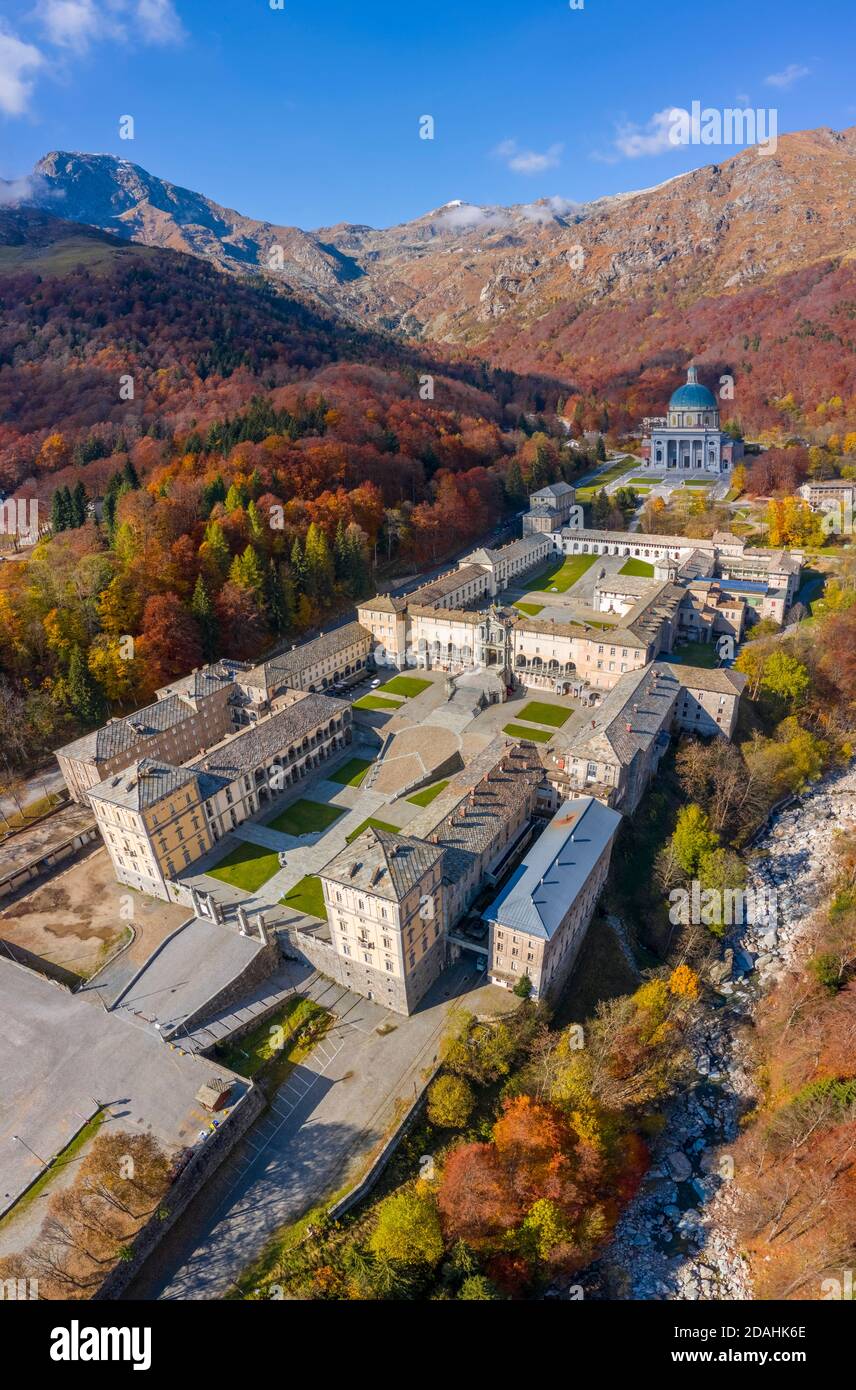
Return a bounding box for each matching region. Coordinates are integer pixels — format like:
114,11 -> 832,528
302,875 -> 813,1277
12,1135 -> 48,1167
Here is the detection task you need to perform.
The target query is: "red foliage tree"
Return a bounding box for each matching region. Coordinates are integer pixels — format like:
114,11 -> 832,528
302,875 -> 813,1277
136,594 -> 202,693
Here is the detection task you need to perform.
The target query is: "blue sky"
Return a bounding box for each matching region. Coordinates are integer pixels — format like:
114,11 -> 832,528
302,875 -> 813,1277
1,0 -> 853,228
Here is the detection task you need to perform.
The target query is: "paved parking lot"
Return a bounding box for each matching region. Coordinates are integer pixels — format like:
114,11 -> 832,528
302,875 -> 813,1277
0,959 -> 247,1221
123,961 -> 505,1300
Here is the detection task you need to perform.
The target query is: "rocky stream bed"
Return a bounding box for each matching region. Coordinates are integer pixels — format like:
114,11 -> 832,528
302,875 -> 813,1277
594,760 -> 856,1301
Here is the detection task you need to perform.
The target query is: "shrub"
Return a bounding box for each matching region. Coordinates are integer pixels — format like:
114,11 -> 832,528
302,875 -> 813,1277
427,1075 -> 476,1129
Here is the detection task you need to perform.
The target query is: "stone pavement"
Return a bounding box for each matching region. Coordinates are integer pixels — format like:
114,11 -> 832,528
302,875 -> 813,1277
0,957 -> 249,1226
229,821 -> 292,851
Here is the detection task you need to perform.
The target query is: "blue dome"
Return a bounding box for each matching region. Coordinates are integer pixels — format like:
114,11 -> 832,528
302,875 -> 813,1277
669,367 -> 716,411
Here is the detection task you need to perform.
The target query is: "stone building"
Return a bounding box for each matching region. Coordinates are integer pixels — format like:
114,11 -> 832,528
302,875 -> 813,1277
239,621 -> 372,700
640,365 -> 744,474
542,661 -> 747,814
319,829 -> 447,1014
292,738 -> 546,1014
87,693 -> 352,900
56,664 -> 240,804
460,534 -> 554,594
87,762 -> 219,900
413,739 -> 544,926
512,582 -> 684,694
799,478 -> 856,524
522,481 -> 577,534
56,626 -> 372,804
484,796 -> 622,1001
559,527 -> 802,626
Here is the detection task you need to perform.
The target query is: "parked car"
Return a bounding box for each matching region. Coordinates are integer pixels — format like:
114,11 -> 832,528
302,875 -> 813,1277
370,678 -> 381,688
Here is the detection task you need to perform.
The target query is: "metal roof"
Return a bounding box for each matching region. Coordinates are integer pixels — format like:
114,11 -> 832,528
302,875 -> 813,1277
484,797 -> 621,940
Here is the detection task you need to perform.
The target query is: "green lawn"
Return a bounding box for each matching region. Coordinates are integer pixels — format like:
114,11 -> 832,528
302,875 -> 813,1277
0,792 -> 62,836
0,1109 -> 105,1232
670,641 -> 718,669
219,997 -> 329,1085
328,757 -> 374,787
576,460 -> 637,501
268,799 -> 345,837
682,478 -> 713,487
517,700 -> 572,728
353,694 -> 405,711
208,841 -> 281,892
619,558 -> 655,577
504,723 -> 554,743
406,779 -> 450,807
629,475 -> 656,484
513,601 -> 545,616
526,552 -> 598,594
346,816 -> 400,844
281,874 -> 328,920
376,675 -> 432,698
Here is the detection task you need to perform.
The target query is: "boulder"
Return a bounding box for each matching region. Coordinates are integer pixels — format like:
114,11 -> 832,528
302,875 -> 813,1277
665,1150 -> 693,1182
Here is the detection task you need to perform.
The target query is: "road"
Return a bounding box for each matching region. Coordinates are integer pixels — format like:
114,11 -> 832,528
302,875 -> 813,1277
0,764 -> 66,823
121,959 -> 488,1300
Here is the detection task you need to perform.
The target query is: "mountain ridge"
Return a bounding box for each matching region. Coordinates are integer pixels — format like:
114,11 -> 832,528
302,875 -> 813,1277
3,127 -> 855,438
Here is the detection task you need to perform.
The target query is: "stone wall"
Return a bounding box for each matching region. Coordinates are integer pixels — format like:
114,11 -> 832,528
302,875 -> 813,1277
94,1083 -> 267,1301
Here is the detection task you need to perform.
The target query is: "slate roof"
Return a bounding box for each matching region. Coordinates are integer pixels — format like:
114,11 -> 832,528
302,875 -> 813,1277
417,741 -> 543,878
358,593 -> 408,614
157,661 -> 243,702
321,827 -> 445,902
513,613 -> 650,650
661,663 -> 748,696
189,693 -> 347,780
87,760 -> 204,813
531,482 -> 575,500
412,564 -> 487,606
58,693 -> 208,765
560,663 -> 681,769
484,797 -> 622,940
243,622 -> 371,690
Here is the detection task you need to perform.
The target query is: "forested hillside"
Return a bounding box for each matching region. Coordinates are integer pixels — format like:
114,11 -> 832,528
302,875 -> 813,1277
0,209 -> 582,775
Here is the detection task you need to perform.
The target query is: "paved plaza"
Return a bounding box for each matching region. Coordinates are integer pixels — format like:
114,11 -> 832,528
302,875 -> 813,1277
0,958 -> 248,1222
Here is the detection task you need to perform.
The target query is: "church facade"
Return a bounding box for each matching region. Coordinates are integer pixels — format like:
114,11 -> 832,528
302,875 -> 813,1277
640,366 -> 744,474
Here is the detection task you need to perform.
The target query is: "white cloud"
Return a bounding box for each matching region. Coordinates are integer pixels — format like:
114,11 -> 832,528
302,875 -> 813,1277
519,196 -> 580,223
0,173 -> 54,204
764,63 -> 810,89
0,26 -> 45,116
437,203 -> 509,232
36,0 -> 184,53
611,107 -> 694,159
11,0 -> 184,116
493,138 -> 563,175
134,0 -> 184,45
36,0 -> 109,51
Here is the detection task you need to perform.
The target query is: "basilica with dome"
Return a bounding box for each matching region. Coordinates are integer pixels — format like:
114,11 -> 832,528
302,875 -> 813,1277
640,365 -> 744,474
